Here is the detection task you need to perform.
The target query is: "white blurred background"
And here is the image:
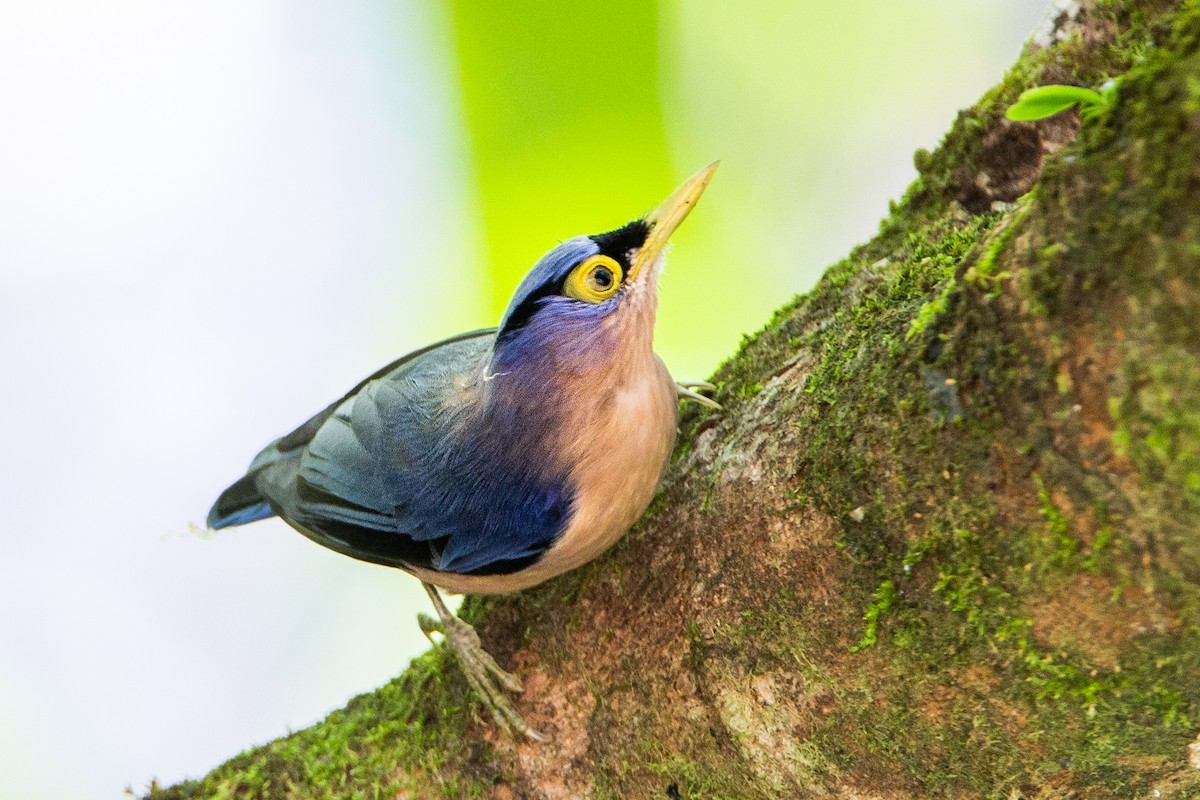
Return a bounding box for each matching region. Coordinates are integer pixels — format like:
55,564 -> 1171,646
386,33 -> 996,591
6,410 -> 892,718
0,1 -> 1047,797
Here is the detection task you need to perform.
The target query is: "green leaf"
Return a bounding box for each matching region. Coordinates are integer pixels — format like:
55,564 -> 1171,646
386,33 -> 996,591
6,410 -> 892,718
1005,84 -> 1105,121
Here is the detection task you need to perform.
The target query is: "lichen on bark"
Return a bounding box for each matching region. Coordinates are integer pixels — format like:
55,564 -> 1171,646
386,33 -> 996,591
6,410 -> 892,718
146,1 -> 1200,797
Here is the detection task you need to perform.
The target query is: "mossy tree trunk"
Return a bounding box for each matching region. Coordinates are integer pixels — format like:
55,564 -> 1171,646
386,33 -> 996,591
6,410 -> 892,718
149,1 -> 1200,797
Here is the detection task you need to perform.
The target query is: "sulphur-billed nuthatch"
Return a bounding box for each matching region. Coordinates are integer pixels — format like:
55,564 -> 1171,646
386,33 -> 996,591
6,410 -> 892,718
207,163 -> 719,740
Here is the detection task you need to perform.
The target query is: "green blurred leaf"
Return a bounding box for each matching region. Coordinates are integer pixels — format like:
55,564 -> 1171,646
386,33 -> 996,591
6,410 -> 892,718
448,1 -> 673,318
1005,84 -> 1104,121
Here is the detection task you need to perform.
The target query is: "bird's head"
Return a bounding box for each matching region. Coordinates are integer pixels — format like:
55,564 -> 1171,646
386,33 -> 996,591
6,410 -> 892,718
490,162 -> 717,378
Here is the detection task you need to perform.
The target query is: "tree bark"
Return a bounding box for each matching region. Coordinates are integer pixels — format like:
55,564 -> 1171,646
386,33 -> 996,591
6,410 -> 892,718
148,1 -> 1200,797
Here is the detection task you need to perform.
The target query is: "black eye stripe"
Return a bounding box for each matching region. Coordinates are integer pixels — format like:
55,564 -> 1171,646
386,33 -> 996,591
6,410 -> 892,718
497,278 -> 563,340
589,219 -> 649,270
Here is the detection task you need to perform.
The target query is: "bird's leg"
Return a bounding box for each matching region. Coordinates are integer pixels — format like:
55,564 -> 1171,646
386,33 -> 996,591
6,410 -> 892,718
417,582 -> 548,742
675,380 -> 721,409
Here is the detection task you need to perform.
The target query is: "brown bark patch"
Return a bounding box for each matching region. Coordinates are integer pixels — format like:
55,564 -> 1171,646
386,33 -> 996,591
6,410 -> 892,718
1029,574 -> 1180,669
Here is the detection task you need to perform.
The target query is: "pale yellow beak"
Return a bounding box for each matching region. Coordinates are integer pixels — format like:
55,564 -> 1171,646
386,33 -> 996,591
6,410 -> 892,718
629,161 -> 719,281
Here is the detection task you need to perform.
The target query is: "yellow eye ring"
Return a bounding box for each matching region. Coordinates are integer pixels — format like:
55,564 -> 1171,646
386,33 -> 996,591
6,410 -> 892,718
564,255 -> 623,304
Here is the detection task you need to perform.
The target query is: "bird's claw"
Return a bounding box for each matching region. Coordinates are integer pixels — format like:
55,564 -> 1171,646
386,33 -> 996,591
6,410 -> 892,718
420,585 -> 548,742
676,380 -> 721,409
433,613 -> 524,692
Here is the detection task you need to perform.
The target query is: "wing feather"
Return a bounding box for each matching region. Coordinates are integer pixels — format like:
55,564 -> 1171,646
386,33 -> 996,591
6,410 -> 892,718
249,328 -> 571,576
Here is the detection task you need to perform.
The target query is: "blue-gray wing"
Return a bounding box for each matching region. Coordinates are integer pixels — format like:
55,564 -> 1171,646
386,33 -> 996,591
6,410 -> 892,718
249,329 -> 572,576
208,329 -> 496,530
209,330 -> 496,530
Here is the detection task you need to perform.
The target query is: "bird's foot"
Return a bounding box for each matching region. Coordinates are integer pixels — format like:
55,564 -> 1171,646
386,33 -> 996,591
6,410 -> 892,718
419,584 -> 548,742
676,380 -> 721,409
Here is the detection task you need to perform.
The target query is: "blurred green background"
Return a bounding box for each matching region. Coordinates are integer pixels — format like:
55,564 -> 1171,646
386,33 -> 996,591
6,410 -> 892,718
0,1 -> 1046,797
442,0 -> 1044,377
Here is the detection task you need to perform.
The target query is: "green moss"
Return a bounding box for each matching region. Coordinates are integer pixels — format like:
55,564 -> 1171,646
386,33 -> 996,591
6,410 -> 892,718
969,198 -> 1032,287
851,580 -> 897,651
905,276 -> 956,341
1084,525 -> 1116,573
142,650 -> 501,800
639,754 -> 761,800
1033,473 -> 1080,570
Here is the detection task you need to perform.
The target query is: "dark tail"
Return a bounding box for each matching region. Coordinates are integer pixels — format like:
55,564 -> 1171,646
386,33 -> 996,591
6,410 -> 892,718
207,472 -> 276,529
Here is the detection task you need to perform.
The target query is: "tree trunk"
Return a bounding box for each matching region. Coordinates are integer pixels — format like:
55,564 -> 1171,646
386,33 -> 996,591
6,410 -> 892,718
148,1 -> 1200,797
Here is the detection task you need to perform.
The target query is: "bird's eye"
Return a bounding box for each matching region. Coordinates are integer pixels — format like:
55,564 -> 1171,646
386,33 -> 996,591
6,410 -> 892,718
564,255 -> 623,304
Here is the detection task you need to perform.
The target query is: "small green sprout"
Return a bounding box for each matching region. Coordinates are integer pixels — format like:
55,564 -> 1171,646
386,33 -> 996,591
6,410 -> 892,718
1005,80 -> 1117,121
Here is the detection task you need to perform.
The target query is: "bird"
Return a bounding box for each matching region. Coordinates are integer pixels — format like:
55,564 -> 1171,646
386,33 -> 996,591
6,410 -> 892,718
207,162 -> 719,741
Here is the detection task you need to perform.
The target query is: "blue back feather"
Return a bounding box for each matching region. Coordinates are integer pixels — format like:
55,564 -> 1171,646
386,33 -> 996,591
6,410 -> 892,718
257,331 -> 576,575
296,335 -> 575,573
210,238 -> 624,576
